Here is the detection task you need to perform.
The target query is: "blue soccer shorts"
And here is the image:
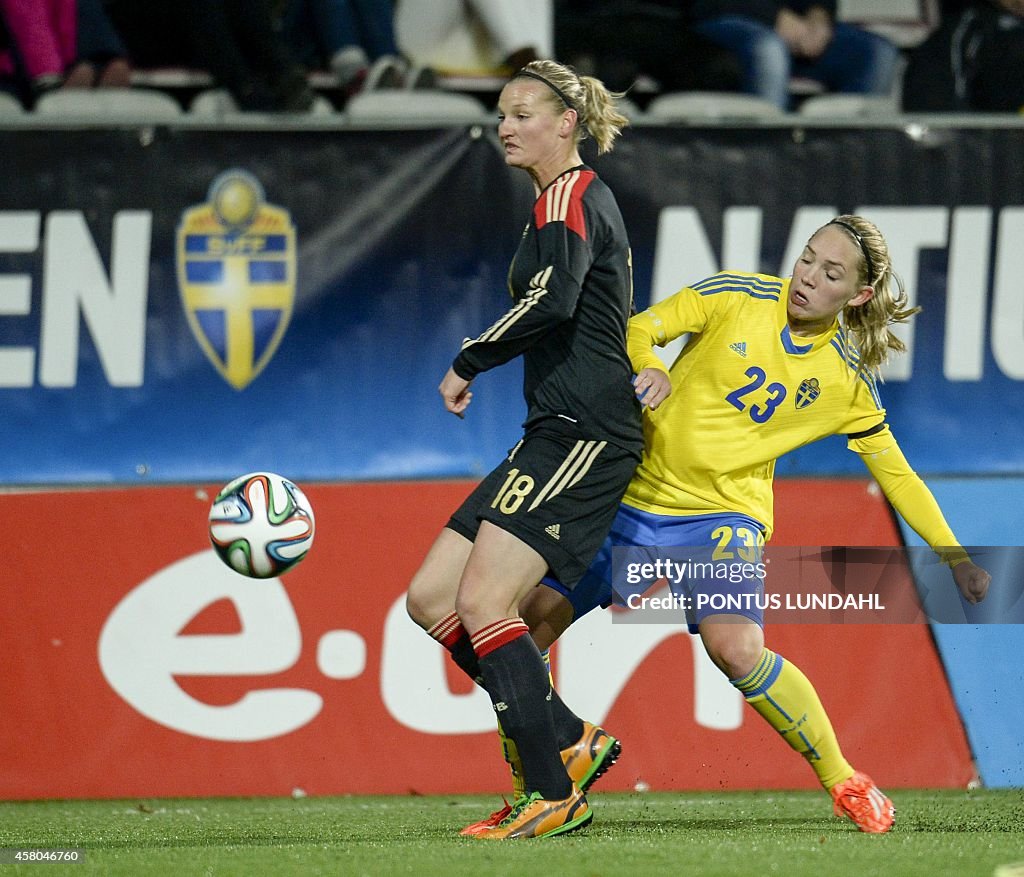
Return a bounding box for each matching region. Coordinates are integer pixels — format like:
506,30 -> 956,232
543,502 -> 767,632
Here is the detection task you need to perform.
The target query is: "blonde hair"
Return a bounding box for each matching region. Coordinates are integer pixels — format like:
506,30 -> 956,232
514,60 -> 629,155
826,214 -> 921,375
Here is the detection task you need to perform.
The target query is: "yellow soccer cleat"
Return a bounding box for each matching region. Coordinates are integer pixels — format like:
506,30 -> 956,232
474,785 -> 591,840
562,722 -> 621,792
830,770 -> 895,833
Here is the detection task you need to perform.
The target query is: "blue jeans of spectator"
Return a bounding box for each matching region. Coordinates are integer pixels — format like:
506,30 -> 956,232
694,16 -> 900,109
77,0 -> 130,63
284,0 -> 398,65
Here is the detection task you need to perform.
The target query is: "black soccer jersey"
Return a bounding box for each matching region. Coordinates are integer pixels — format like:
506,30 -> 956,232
453,165 -> 643,456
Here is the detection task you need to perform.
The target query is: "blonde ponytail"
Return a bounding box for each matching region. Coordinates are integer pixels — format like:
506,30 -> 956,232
828,215 -> 921,375
515,60 -> 629,155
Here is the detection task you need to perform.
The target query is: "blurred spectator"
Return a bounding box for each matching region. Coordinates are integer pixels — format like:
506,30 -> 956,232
903,0 -> 1024,112
0,0 -> 131,104
79,0 -> 131,86
279,0 -> 406,92
690,1 -> 901,109
106,0 -> 315,111
396,0 -> 552,75
556,0 -> 742,95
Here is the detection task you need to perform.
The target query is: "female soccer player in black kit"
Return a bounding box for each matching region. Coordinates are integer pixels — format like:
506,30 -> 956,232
405,59 -> 643,839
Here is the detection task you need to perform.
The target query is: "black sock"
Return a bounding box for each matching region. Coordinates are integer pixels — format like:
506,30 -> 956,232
549,689 -> 585,750
452,631 -> 583,750
477,633 -> 572,800
450,634 -> 483,685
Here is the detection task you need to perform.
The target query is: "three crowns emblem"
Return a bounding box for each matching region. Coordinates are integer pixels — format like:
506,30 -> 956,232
177,170 -> 297,390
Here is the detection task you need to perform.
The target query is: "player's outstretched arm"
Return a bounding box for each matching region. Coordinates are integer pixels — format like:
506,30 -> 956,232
855,430 -> 991,603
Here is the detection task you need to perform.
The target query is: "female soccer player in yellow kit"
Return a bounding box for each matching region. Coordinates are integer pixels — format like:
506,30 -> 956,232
619,215 -> 990,831
476,214 -> 992,835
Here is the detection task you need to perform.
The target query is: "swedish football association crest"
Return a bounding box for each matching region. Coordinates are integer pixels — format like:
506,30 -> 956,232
177,170 -> 296,390
795,377 -> 821,409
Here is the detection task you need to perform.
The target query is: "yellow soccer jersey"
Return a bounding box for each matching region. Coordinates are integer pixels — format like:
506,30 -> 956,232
625,271 -> 886,538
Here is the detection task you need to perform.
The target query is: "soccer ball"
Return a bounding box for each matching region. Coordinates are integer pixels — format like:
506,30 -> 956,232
208,472 -> 315,578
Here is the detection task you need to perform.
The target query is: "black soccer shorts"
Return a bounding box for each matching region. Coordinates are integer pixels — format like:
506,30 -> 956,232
447,429 -> 639,589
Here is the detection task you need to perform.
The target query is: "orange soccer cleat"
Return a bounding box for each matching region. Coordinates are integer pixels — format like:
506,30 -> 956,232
474,786 -> 591,840
562,722 -> 621,792
830,771 -> 895,833
459,722 -> 620,836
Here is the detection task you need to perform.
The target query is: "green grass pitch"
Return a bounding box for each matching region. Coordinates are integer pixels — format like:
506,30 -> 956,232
1,789 -> 1022,876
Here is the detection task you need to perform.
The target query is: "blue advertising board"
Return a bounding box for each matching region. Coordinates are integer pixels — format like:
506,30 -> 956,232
897,477 -> 1024,788
1,123 -> 1022,485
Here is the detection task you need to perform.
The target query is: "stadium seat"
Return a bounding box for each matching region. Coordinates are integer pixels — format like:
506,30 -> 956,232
33,88 -> 182,120
797,94 -> 901,118
838,0 -> 940,48
188,88 -> 236,118
645,92 -> 784,122
614,96 -> 645,121
0,91 -> 26,114
189,88 -> 335,118
343,90 -> 490,124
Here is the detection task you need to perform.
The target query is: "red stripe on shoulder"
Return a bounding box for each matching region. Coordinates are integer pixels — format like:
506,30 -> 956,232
533,169 -> 595,240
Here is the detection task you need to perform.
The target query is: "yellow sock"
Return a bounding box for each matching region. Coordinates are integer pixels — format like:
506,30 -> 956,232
731,649 -> 854,791
497,719 -> 526,799
495,648 -> 552,800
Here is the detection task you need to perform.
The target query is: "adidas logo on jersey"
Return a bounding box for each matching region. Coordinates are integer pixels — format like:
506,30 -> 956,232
729,341 -> 748,357
545,523 -> 561,540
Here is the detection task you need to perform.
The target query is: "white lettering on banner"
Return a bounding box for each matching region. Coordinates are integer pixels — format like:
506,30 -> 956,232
41,211 -> 151,387
650,207 -> 710,370
98,550 -> 323,742
379,592 -> 740,735
0,210 -> 151,388
556,597 -> 743,732
652,207 -> 769,370
99,556 -> 741,740
861,206 -> 948,382
780,206 -> 837,275
0,212 -> 40,387
992,208 -> 1024,379
945,208 -> 991,381
720,206 -> 762,273
651,205 -> 1024,382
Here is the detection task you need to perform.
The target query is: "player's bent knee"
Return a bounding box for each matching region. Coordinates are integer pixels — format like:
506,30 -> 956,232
717,645 -> 762,680
700,619 -> 764,679
404,587 -> 432,630
405,573 -> 454,630
453,589 -> 488,634
405,526 -> 474,630
454,580 -> 519,635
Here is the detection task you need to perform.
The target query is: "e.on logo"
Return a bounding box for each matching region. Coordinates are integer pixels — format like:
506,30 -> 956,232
99,552 -> 742,742
97,551 -> 365,742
